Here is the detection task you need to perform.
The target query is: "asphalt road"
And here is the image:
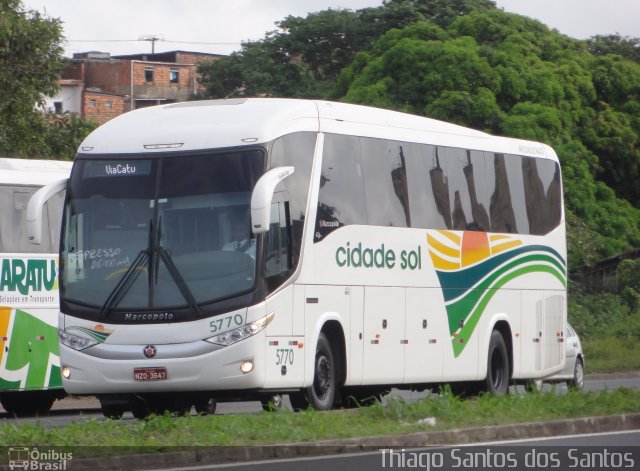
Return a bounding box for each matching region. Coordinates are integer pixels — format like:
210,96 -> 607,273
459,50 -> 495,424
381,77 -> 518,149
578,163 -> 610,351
176,430 -> 640,471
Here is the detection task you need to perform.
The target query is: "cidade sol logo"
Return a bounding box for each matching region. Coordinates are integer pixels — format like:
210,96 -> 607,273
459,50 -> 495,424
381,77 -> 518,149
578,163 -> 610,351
8,447 -> 72,470
335,242 -> 423,271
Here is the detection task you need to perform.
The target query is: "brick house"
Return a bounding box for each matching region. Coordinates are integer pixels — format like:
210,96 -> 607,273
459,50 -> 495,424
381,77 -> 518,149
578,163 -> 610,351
44,50 -> 222,125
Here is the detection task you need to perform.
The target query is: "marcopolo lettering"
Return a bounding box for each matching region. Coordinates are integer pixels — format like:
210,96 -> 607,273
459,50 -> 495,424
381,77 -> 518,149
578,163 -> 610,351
335,242 -> 422,271
0,258 -> 56,295
124,312 -> 175,321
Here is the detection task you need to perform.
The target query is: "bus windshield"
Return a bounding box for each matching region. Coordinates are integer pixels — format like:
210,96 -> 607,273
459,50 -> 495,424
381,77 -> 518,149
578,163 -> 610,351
61,150 -> 265,316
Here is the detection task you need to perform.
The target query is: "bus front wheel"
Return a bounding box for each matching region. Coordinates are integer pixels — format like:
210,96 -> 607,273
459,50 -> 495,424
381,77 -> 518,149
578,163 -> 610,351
290,333 -> 336,411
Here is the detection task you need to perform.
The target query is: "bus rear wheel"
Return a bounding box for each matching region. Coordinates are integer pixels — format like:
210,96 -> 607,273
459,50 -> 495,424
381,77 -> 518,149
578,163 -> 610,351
484,330 -> 509,395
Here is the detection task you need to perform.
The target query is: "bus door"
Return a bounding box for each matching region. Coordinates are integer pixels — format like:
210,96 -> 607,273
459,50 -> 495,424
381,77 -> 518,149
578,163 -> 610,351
404,288 -> 445,383
521,291 -> 544,374
362,287 -> 405,384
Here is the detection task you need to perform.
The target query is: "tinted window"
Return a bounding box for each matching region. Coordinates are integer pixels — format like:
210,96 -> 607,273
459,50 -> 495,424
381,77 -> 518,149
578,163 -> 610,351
466,151 -> 492,232
487,153 -> 517,233
524,158 -> 562,235
62,151 -> 265,312
313,136 -> 561,237
404,142 -> 450,230
361,138 -> 410,227
437,147 -> 491,232
315,134 -> 367,241
270,132 -> 316,266
504,154 -> 529,234
426,146 -> 453,229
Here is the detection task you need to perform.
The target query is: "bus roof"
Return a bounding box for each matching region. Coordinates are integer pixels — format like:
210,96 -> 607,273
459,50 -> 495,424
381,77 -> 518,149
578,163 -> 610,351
0,158 -> 72,186
78,98 -> 558,161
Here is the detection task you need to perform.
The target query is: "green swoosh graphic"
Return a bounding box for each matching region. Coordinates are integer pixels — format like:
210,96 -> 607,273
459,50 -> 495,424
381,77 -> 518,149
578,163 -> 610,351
449,263 -> 566,357
66,326 -> 111,343
442,253 -> 566,335
431,242 -> 567,358
437,245 -> 565,303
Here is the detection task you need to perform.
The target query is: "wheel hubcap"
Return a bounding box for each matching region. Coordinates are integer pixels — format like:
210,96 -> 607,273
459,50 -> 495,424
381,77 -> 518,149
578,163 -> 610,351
491,349 -> 505,389
314,355 -> 332,398
575,362 -> 584,387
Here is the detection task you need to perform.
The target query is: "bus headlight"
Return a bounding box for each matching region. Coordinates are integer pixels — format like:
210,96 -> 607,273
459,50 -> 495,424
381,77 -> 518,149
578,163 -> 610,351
205,312 -> 274,347
59,329 -> 98,351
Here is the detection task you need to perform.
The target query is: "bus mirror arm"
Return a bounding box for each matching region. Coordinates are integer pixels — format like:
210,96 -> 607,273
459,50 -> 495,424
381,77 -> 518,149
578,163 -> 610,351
250,166 -> 295,234
26,177 -> 68,245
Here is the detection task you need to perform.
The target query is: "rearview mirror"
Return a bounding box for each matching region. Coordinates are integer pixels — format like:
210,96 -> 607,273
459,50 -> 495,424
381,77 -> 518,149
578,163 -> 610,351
250,166 -> 294,234
26,178 -> 68,245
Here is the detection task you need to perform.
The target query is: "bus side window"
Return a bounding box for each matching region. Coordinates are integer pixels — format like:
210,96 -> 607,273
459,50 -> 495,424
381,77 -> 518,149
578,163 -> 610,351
265,200 -> 292,291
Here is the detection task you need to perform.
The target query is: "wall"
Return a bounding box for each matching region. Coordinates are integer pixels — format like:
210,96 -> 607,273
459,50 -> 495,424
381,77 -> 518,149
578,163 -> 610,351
132,61 -> 197,102
82,92 -> 126,125
42,82 -> 83,115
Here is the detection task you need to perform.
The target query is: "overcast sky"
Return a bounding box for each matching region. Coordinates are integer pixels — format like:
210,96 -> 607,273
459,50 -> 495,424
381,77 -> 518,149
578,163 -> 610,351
21,0 -> 640,57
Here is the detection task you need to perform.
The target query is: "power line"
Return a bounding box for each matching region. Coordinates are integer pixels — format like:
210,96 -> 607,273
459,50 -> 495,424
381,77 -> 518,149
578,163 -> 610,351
139,35 -> 163,53
66,39 -> 243,45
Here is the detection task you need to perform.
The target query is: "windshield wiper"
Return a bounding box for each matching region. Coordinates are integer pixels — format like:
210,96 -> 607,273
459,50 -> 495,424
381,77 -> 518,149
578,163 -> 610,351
97,216 -> 205,320
98,222 -> 153,320
153,216 -> 204,318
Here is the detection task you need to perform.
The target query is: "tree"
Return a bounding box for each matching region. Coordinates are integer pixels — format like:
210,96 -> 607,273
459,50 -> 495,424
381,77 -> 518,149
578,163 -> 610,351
198,37 -> 319,99
39,113 -> 98,159
197,1 -> 640,270
384,0 -> 496,27
425,88 -> 502,131
0,0 -> 65,156
337,8 -> 640,263
198,0 -> 498,101
588,34 -> 640,63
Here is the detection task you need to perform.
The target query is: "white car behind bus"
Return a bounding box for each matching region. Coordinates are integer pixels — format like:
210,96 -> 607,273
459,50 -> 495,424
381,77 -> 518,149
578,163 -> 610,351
536,323 -> 585,390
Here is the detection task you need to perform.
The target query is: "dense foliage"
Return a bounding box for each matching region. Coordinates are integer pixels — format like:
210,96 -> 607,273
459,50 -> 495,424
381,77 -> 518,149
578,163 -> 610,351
0,0 -> 95,159
199,0 -> 640,274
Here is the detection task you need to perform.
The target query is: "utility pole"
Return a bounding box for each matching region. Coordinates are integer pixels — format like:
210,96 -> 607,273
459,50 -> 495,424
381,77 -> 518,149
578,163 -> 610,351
139,35 -> 163,53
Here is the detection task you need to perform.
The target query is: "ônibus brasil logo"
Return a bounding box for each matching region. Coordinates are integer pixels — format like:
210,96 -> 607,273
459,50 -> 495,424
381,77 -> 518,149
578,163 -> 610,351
7,447 -> 72,470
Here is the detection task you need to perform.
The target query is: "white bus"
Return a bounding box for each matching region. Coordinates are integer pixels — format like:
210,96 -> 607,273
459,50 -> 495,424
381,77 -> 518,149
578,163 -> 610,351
0,157 -> 71,415
27,99 -> 567,418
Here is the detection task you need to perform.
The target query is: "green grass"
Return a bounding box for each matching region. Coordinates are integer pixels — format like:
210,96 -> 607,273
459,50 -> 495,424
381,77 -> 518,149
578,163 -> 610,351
569,282 -> 640,373
583,336 -> 640,373
1,388 -> 639,458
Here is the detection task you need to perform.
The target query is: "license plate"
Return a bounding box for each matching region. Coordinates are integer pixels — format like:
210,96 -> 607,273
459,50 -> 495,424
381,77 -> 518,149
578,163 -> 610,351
133,367 -> 167,381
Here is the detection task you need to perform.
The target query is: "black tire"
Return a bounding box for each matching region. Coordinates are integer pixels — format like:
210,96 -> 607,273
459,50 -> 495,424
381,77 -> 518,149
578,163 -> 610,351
484,330 -> 509,395
130,396 -> 151,419
101,403 -> 125,419
524,379 -> 543,393
290,333 -> 336,411
169,397 -> 192,416
288,391 -> 309,411
308,333 -> 336,410
448,381 -> 481,398
1,391 -> 56,416
194,396 -> 217,415
568,358 -> 584,390
260,394 -> 283,412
